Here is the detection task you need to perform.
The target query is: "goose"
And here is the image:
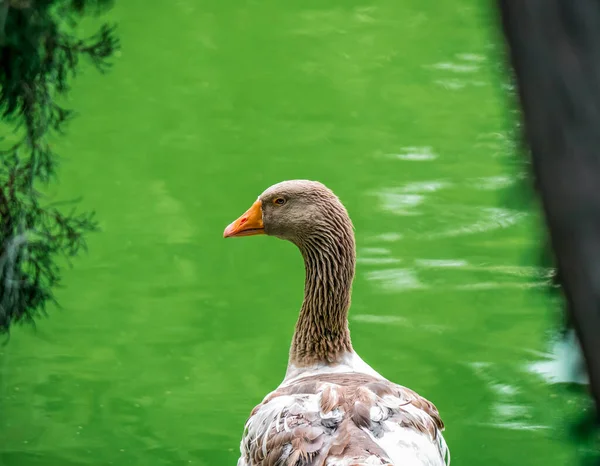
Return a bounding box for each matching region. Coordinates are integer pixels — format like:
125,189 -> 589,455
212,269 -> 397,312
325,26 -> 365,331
224,180 -> 450,466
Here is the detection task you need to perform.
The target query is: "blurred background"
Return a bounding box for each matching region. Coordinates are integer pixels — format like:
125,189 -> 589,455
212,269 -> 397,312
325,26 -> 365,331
0,1 -> 592,465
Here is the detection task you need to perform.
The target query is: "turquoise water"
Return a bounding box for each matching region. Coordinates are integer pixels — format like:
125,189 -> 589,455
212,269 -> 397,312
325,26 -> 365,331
0,1 -> 591,465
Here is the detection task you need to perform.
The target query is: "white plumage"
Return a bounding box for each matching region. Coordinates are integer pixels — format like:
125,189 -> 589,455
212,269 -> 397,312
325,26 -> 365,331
237,356 -> 449,466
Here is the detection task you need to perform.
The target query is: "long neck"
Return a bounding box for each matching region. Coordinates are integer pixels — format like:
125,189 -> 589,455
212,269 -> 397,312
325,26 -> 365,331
289,222 -> 356,367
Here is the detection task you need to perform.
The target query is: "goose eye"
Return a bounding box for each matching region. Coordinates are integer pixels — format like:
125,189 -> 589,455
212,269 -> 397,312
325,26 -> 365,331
273,197 -> 286,206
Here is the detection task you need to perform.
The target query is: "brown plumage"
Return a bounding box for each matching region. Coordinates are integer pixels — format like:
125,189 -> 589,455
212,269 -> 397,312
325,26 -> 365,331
224,180 -> 449,466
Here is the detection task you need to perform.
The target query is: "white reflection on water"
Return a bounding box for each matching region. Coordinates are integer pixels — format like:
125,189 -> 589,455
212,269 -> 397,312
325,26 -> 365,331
352,314 -> 411,325
429,62 -> 480,73
400,180 -> 451,193
365,268 -> 427,291
357,247 -> 402,265
372,179 -> 448,216
361,247 -> 391,255
415,259 -> 468,268
469,362 -> 549,431
425,207 -> 527,239
385,146 -> 437,161
377,193 -> 425,216
367,232 -> 404,243
429,53 -> 487,90
373,177 -> 526,236
415,260 -> 552,280
456,53 -> 485,63
433,79 -> 467,90
362,258 -> 550,293
352,314 -> 448,334
434,79 -> 486,90
452,282 -> 547,291
471,265 -> 552,279
472,175 -> 515,191
527,329 -> 588,385
357,257 -> 402,265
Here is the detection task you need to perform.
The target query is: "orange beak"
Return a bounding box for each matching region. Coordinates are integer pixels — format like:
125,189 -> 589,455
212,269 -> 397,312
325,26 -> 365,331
223,200 -> 265,238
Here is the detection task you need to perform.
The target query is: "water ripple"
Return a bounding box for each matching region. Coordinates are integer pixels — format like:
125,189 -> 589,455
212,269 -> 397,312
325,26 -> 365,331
472,176 -> 515,191
366,233 -> 404,243
415,259 -> 468,268
372,180 -> 448,216
376,192 -> 425,216
456,53 -> 486,62
430,62 -> 480,73
469,362 -> 549,431
365,268 -> 427,292
425,207 -> 527,239
527,329 -> 588,385
385,146 -> 437,161
352,314 -> 410,325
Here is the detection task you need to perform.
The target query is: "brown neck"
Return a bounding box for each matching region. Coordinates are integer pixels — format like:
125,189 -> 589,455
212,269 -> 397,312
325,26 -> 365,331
289,224 -> 356,367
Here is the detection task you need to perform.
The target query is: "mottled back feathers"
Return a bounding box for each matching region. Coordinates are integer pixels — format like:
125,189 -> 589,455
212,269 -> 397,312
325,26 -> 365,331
237,372 -> 449,466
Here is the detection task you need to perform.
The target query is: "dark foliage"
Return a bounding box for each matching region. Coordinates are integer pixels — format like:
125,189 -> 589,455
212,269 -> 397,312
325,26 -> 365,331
0,0 -> 118,333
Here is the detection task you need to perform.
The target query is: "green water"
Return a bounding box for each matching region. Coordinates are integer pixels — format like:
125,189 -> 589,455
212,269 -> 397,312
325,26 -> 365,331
0,1 -> 591,465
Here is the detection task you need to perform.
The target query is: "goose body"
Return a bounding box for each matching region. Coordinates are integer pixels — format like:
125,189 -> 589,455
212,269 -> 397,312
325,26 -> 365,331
224,180 -> 449,466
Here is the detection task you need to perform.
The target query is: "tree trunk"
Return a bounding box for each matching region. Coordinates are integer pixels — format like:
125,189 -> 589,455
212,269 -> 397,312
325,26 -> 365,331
497,0 -> 600,419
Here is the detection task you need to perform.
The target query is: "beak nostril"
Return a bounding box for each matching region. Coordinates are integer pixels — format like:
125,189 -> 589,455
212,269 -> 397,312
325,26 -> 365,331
223,200 -> 264,238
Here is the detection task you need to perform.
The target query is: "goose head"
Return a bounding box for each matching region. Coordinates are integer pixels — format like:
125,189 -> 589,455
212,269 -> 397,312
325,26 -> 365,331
223,180 -> 352,245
